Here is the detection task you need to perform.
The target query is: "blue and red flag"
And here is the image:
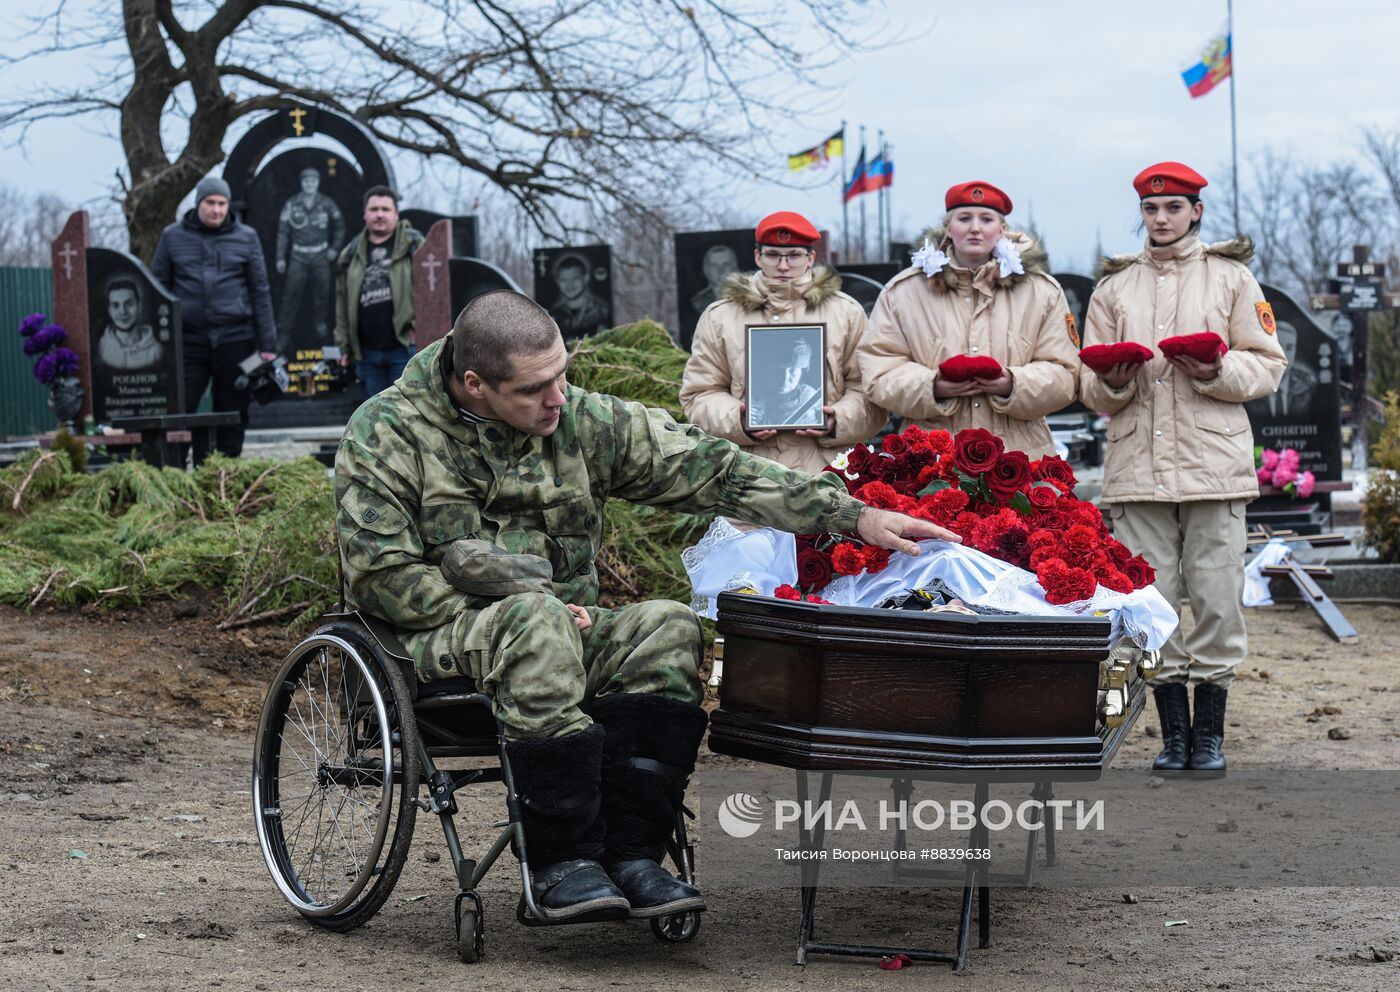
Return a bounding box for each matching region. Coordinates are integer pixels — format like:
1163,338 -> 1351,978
843,148 -> 868,203
843,148 -> 893,202
1181,25 -> 1232,98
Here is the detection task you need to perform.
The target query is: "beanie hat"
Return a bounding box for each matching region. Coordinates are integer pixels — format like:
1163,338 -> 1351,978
195,176 -> 231,205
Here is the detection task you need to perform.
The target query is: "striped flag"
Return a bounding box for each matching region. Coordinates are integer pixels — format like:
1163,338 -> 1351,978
788,129 -> 845,172
1181,24 -> 1232,98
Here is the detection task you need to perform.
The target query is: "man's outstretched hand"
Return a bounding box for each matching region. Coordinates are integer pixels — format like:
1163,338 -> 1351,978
855,507 -> 961,557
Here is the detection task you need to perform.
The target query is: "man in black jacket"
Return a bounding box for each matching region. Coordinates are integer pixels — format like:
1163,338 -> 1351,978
152,175 -> 278,462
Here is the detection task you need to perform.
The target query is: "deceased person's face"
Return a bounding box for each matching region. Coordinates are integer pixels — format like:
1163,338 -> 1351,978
781,339 -> 812,393
108,287 -> 138,332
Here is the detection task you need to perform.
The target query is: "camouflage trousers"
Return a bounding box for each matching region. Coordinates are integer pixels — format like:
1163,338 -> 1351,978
409,594 -> 703,739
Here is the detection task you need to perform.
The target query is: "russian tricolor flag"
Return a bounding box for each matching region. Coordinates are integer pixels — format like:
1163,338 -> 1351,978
1181,26 -> 1232,99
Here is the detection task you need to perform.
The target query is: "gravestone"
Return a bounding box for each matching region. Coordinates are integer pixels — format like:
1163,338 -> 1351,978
224,104 -> 395,428
448,257 -> 523,332
833,270 -> 887,317
532,245 -> 613,340
674,228 -> 755,350
412,220 -> 454,349
1245,285 -> 1343,531
401,210 -> 478,259
86,247 -> 184,422
49,211 -> 93,421
1053,273 -> 1096,345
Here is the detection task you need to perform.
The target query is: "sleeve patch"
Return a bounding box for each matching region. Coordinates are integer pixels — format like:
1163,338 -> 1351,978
1065,312 -> 1081,347
1255,301 -> 1276,335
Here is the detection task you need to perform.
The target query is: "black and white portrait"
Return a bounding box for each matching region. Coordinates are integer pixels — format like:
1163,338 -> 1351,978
674,228 -> 753,350
745,323 -> 827,430
275,166 -> 346,349
96,276 -> 164,370
532,245 -> 613,339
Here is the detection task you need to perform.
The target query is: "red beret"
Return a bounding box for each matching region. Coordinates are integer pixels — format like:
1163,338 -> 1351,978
945,181 -> 1012,215
755,211 -> 820,247
1133,162 -> 1208,199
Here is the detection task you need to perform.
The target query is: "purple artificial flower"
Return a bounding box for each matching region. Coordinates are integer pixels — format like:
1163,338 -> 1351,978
19,313 -> 46,338
53,347 -> 80,377
33,351 -> 59,384
22,323 -> 67,355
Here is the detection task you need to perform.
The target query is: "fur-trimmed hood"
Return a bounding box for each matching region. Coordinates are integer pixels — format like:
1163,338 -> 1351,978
720,265 -> 843,312
913,226 -> 1049,292
1099,235 -> 1254,278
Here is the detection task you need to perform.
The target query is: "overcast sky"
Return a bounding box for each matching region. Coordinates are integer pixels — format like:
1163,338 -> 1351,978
2,0 -> 1397,274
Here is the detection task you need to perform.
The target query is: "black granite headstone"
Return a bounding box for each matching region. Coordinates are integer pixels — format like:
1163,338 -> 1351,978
86,247 -> 184,422
449,257 -> 523,324
833,270 -> 886,317
532,245 -> 613,339
1246,285 -> 1343,483
1052,273 -> 1096,345
674,228 -> 754,350
401,210 -> 478,259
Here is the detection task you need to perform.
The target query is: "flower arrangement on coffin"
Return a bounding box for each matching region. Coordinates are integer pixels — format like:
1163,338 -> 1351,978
809,425 -> 1157,605
19,312 -> 84,426
1255,446 -> 1315,499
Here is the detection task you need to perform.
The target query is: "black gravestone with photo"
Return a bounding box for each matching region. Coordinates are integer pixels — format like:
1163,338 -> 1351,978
674,228 -> 755,350
401,210 -> 478,260
449,257 -> 524,324
244,149 -> 362,355
533,245 -> 614,340
86,247 -> 184,422
1245,285 -> 1343,531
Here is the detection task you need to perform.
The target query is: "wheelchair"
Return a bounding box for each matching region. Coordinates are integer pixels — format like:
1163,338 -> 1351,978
251,611 -> 702,962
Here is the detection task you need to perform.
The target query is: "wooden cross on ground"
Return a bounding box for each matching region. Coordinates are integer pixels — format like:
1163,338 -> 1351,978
1248,526 -> 1359,644
1310,245 -> 1400,471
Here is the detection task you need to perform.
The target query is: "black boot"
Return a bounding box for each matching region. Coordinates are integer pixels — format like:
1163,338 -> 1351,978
1188,682 -> 1228,776
505,725 -> 630,922
592,693 -> 709,918
1151,682 -> 1191,773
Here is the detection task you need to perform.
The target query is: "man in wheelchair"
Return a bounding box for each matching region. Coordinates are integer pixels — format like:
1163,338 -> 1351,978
333,290 -> 954,923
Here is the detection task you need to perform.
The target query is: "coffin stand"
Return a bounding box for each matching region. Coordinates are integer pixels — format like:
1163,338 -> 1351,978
706,591 -> 1151,971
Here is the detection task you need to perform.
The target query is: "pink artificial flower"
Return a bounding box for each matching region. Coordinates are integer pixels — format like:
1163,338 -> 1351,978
1296,471 -> 1316,499
1260,448 -> 1280,471
1279,447 -> 1301,470
1257,466 -> 1272,485
1271,464 -> 1298,488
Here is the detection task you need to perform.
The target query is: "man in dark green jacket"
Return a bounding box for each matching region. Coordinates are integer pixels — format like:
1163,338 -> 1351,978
336,290 -> 957,923
334,185 -> 423,396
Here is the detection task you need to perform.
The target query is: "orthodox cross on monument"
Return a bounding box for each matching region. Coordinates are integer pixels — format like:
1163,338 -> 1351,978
1310,245 -> 1400,471
422,252 -> 441,293
59,242 -> 78,280
288,106 -> 308,136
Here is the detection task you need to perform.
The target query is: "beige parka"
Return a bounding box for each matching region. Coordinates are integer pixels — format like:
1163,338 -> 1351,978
858,229 -> 1079,459
1080,235 -> 1287,504
680,267 -> 888,475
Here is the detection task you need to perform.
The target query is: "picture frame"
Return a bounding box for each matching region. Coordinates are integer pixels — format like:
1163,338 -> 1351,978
744,322 -> 828,431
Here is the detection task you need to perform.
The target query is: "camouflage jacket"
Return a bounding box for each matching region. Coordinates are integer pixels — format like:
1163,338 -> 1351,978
334,337 -> 864,673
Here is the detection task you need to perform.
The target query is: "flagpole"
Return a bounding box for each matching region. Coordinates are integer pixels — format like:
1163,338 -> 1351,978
1228,0 -> 1240,235
876,129 -> 886,257
840,119 -> 849,263
859,124 -> 867,262
884,140 -> 894,260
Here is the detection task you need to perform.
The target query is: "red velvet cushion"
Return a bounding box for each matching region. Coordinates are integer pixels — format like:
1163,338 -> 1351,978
1159,332 -> 1228,362
938,354 -> 1005,382
1079,342 -> 1155,374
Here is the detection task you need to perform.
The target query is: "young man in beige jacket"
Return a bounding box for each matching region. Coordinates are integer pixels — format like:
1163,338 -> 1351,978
680,211 -> 887,489
1082,162 -> 1287,776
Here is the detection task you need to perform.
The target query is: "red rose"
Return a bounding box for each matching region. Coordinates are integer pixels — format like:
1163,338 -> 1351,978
861,546 -> 892,574
856,480 -> 901,509
882,434 -> 910,456
1099,569 -> 1134,594
796,547 -> 834,591
1027,484 -> 1058,510
1123,555 -> 1157,589
1034,508 -> 1069,531
1032,455 -> 1078,491
831,542 -> 866,576
1105,538 -> 1132,566
774,584 -> 802,600
987,451 -> 1033,498
846,445 -> 874,475
953,428 -> 1003,475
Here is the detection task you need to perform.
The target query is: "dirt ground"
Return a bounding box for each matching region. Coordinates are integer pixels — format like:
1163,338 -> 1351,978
2,597 -> 1398,992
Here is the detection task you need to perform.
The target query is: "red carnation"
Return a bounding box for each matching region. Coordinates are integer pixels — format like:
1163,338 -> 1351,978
796,547 -> 834,591
1065,524 -> 1100,554
856,480 -> 901,509
1099,569 -> 1134,594
1029,546 -> 1064,570
1027,528 -> 1057,548
952,510 -> 982,536
924,430 -> 954,459
929,488 -> 970,521
915,464 -> 943,489
774,584 -> 802,600
994,524 -> 1033,567
900,424 -> 928,448
882,434 -> 910,456
953,428 -> 1003,475
1032,455 -> 1078,491
805,594 -> 833,605
831,542 -> 866,576
1027,484 -> 1058,510
987,451 -> 1033,498
861,546 -> 892,574
1123,555 -> 1157,589
1036,559 -> 1098,605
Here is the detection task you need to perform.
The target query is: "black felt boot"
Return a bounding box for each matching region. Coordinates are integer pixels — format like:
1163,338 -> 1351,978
592,693 -> 709,918
505,725 -> 630,922
1187,682 -> 1228,777
1151,682 -> 1191,773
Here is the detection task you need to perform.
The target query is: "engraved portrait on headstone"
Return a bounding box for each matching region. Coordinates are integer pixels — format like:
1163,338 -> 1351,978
86,247 -> 184,423
274,166 -> 346,349
533,245 -> 613,339
96,277 -> 164,370
674,228 -> 754,350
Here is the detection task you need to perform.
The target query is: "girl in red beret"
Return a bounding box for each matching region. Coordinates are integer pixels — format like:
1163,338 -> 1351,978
1080,162 -> 1287,776
858,181 -> 1079,459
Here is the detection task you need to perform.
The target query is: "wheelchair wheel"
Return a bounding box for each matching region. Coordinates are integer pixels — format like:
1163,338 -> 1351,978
651,911 -> 701,943
253,621 -> 421,931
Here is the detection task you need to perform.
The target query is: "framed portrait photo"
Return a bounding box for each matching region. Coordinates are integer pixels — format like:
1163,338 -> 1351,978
744,323 -> 828,431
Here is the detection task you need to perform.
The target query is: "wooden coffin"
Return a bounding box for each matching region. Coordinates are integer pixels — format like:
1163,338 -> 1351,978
707,592 -> 1145,776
